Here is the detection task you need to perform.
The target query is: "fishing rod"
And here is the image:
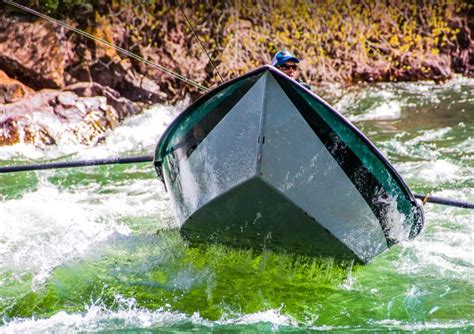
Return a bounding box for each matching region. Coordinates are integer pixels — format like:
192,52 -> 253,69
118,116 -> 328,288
3,0 -> 210,92
175,0 -> 225,84
1,158 -> 473,210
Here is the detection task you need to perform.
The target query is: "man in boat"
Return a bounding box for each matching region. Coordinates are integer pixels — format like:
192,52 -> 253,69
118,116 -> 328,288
271,50 -> 312,90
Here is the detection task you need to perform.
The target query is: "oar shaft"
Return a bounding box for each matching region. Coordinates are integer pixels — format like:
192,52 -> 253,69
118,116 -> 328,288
414,193 -> 474,209
0,155 -> 154,173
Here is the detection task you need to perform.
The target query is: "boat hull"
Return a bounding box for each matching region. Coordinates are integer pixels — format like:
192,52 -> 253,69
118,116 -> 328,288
155,66 -> 424,263
181,176 -> 358,259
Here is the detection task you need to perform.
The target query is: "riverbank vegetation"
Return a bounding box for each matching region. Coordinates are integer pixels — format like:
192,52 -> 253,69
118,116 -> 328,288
28,0 -> 474,86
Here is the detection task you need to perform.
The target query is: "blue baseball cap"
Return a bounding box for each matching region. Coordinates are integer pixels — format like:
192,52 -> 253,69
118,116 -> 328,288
271,50 -> 300,66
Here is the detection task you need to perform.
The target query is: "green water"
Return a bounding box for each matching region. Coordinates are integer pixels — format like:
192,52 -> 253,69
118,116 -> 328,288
0,79 -> 473,332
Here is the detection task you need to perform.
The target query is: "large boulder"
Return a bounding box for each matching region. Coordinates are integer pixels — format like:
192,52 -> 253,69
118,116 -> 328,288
0,87 -> 136,147
0,14 -> 74,89
0,12 -> 153,148
0,12 -> 167,104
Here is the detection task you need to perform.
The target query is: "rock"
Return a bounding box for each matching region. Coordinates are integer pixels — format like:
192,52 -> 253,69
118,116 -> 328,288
0,89 -> 123,147
0,14 -> 74,89
56,91 -> 77,107
64,82 -> 140,120
352,60 -> 391,83
68,56 -> 168,104
0,117 -> 21,145
0,70 -> 35,103
449,17 -> 473,76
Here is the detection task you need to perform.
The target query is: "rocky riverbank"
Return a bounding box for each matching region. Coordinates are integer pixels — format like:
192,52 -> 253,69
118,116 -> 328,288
0,0 -> 472,147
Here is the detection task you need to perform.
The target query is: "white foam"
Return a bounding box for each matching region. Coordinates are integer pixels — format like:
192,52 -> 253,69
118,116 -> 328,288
1,296 -> 190,333
221,308 -> 297,327
0,183 -> 131,288
349,101 -> 402,122
396,159 -> 467,186
334,88 -> 403,121
74,104 -> 177,160
379,195 -> 408,242
369,319 -> 474,331
406,128 -> 452,146
0,176 -> 173,288
1,294 -> 296,333
452,136 -> 474,155
414,160 -> 462,184
380,128 -> 455,162
394,201 -> 474,281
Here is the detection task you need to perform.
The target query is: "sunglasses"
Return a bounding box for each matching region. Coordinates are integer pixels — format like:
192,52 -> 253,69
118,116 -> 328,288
278,64 -> 298,70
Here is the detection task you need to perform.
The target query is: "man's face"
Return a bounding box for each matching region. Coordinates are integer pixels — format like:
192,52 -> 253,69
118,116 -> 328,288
278,61 -> 298,79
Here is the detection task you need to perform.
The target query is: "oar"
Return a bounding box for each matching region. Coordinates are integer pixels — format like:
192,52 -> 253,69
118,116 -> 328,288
414,193 -> 474,209
0,155 -> 153,173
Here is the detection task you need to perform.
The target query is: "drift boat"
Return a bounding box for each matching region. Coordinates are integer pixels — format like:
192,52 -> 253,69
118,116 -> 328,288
154,65 -> 424,263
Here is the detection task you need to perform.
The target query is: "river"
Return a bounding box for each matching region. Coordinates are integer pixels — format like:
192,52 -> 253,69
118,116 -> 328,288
1,77 -> 473,332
